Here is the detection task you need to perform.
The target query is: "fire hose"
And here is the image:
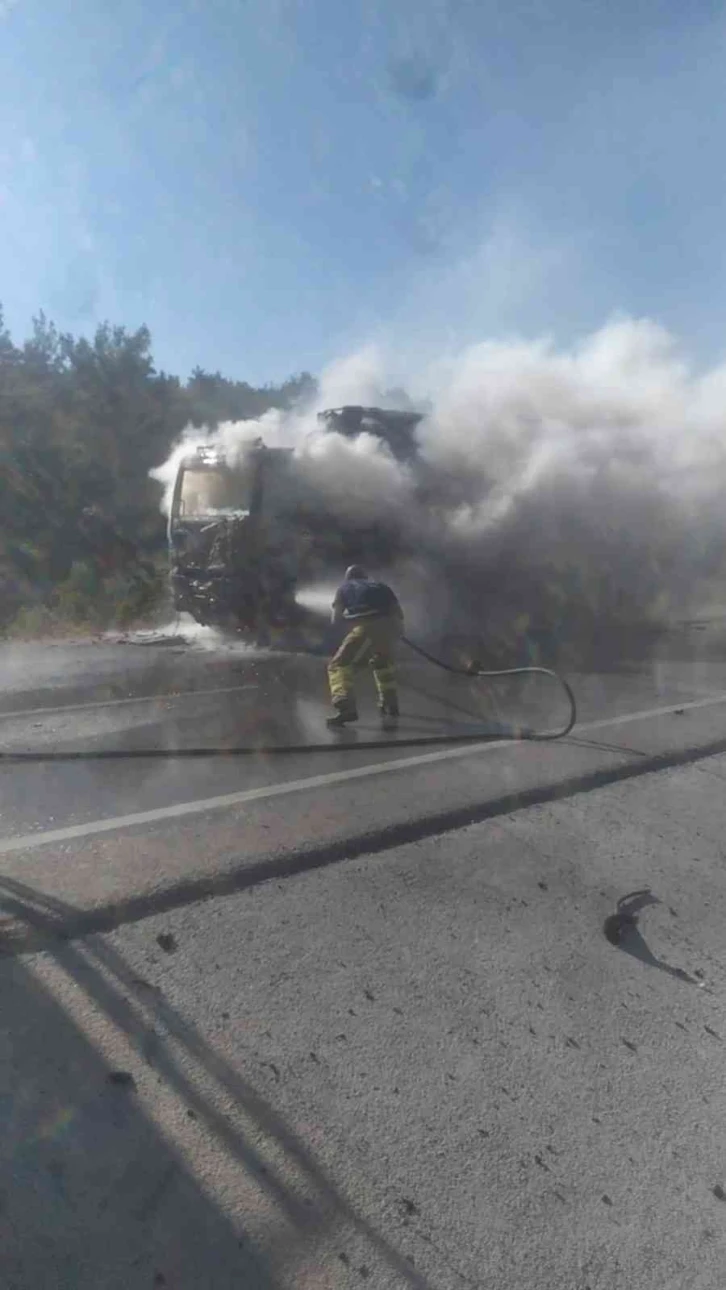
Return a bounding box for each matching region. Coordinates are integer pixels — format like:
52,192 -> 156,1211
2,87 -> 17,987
0,638 -> 575,762
400,637 -> 576,740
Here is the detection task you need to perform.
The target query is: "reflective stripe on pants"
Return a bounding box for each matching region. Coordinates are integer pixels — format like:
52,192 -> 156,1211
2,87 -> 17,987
327,617 -> 399,710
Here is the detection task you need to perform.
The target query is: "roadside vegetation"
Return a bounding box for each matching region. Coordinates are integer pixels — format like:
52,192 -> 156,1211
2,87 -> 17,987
0,307 -> 314,636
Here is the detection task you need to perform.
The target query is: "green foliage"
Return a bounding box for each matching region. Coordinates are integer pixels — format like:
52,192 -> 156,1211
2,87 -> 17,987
0,306 -> 316,634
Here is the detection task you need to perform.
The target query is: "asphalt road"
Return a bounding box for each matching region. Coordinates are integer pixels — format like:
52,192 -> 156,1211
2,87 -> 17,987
2,620 -> 726,1288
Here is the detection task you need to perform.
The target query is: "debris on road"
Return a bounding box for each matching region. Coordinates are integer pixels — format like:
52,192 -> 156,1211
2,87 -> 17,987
106,1070 -> 137,1090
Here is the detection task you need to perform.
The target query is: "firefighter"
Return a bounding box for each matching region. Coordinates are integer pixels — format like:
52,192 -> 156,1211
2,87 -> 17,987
326,565 -> 403,728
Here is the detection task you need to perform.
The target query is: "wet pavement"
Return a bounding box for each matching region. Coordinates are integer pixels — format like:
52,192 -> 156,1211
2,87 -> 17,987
2,621 -> 726,1288
0,626 -> 574,838
0,632 -> 549,742
0,619 -> 725,842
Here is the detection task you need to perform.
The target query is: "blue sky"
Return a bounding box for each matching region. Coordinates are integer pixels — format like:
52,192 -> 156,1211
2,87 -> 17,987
1,0 -> 725,383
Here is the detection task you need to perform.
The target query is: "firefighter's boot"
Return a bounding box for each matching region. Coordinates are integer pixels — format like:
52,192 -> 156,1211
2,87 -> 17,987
326,701 -> 359,729
379,699 -> 399,727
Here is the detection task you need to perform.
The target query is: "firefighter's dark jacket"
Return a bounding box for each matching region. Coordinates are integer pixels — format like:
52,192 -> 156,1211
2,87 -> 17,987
333,578 -> 401,621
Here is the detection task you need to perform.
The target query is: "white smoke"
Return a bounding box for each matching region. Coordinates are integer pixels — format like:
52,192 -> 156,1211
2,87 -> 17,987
151,345 -> 415,529
152,317 -> 726,659
150,407 -> 296,517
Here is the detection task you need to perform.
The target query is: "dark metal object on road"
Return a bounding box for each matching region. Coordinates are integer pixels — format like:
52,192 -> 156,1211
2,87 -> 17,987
106,1070 -> 137,1090
604,890 -> 700,983
603,889 -> 655,946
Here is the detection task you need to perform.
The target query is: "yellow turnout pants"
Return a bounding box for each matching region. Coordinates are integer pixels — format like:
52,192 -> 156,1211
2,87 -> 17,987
328,616 -> 399,711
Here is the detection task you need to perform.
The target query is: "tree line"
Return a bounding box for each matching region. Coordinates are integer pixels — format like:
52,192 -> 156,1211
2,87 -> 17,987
0,307 -> 315,633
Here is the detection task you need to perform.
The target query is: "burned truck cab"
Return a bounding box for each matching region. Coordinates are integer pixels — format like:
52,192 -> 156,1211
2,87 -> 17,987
167,406 -> 425,635
169,443 -> 300,631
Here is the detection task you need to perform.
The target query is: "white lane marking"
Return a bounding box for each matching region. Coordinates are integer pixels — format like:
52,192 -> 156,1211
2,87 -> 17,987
0,684 -> 257,723
0,738 -> 513,855
582,690 -> 726,730
1,689 -> 726,857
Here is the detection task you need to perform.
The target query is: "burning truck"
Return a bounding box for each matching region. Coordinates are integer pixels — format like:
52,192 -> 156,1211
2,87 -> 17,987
167,407 -> 423,634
